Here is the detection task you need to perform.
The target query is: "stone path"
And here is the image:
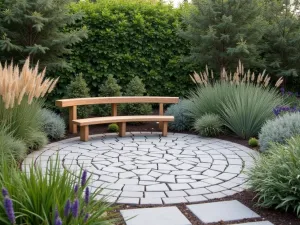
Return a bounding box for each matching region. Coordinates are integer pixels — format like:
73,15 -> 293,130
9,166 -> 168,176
121,200 -> 274,225
23,132 -> 258,205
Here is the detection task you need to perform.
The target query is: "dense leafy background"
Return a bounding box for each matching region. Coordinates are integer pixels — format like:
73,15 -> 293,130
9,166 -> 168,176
47,0 -> 193,106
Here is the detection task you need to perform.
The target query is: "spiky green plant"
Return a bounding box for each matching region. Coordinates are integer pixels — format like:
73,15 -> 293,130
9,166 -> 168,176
0,158 -> 118,225
186,82 -> 284,139
247,136 -> 300,216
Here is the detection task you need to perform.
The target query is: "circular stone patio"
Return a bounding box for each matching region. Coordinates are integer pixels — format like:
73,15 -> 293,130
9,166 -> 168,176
22,132 -> 258,205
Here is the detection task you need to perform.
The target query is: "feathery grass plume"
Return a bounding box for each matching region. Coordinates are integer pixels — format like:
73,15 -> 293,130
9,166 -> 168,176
0,58 -> 59,109
191,60 -> 283,88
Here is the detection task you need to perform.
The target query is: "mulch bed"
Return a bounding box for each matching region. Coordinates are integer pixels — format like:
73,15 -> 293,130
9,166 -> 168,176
62,122 -> 298,225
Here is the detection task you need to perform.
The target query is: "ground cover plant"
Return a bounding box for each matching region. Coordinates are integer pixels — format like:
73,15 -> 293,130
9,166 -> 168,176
193,113 -> 223,137
259,112 -> 300,152
0,159 -> 117,225
247,136 -> 300,217
0,58 -> 58,161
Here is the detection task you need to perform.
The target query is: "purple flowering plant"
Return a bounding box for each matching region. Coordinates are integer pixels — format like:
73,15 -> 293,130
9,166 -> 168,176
0,158 -> 117,225
274,87 -> 300,116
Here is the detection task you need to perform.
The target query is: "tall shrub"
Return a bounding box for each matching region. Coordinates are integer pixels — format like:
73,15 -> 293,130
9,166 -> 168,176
50,0 -> 192,102
64,74 -> 91,118
0,58 -> 58,153
0,0 -> 87,69
180,0 -> 266,71
121,76 -> 152,116
94,74 -> 122,116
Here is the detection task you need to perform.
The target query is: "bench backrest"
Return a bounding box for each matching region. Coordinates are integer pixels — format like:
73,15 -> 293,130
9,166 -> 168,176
56,96 -> 179,107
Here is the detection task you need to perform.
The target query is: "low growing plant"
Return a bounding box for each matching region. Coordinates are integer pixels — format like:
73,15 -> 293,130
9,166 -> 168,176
248,137 -> 258,147
165,100 -> 192,131
108,123 -> 119,132
194,114 -> 223,137
39,108 -> 66,140
247,137 -> 300,216
0,158 -> 118,225
259,112 -> 300,152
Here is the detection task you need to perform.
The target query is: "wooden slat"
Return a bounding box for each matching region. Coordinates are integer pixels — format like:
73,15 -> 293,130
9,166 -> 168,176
73,115 -> 174,126
56,96 -> 179,107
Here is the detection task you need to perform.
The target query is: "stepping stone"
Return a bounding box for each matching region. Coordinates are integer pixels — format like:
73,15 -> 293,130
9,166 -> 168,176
187,200 -> 260,223
229,222 -> 274,225
121,207 -> 191,225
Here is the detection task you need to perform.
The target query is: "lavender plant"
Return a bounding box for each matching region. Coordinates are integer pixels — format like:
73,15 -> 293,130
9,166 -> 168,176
0,158 -> 118,225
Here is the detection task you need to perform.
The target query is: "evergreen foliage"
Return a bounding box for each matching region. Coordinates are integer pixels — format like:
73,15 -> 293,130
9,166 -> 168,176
180,0 -> 266,71
94,74 -> 122,116
0,0 -> 87,69
121,76 -> 152,116
261,0 -> 300,79
49,0 -> 193,102
64,74 -> 91,118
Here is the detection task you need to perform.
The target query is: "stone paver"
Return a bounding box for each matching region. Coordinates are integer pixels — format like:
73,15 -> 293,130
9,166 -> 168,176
187,200 -> 260,223
121,207 -> 192,225
229,222 -> 274,225
22,132 -> 258,205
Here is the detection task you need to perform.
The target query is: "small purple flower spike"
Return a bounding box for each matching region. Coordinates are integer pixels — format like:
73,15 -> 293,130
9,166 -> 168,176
64,199 -> 71,217
81,170 -> 88,187
74,184 -> 79,194
54,206 -> 59,220
55,217 -> 62,225
2,188 -> 9,197
72,199 -> 79,218
85,187 -> 90,204
4,196 -> 15,224
84,213 -> 90,223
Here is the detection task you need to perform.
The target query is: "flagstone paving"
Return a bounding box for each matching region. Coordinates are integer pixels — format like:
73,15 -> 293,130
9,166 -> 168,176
121,207 -> 192,225
187,200 -> 260,223
22,132 -> 258,205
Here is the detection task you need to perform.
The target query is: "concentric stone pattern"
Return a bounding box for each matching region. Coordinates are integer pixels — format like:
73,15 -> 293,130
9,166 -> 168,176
23,132 -> 258,205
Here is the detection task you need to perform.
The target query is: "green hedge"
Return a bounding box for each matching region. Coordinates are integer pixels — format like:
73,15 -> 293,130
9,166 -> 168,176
48,0 -> 193,105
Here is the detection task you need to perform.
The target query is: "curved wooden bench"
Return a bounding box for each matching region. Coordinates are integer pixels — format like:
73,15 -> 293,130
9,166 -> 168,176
56,96 -> 179,141
73,115 -> 174,141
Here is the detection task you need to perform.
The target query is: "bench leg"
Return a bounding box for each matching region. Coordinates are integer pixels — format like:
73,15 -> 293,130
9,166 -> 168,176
162,121 -> 168,137
80,126 -> 89,142
69,106 -> 77,134
119,122 -> 126,137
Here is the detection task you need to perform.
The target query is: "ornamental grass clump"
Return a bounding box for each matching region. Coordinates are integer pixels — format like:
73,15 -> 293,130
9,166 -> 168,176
186,82 -> 284,139
0,58 -> 59,160
190,60 -> 283,87
247,137 -> 300,216
0,159 -> 118,225
0,58 -> 58,109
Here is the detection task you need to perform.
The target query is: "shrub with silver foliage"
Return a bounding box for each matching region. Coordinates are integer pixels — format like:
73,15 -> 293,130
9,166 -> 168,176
165,100 -> 192,131
259,112 -> 300,152
40,109 -> 66,140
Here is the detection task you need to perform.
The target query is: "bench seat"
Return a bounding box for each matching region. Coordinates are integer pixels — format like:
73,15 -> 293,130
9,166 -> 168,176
73,115 -> 174,141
